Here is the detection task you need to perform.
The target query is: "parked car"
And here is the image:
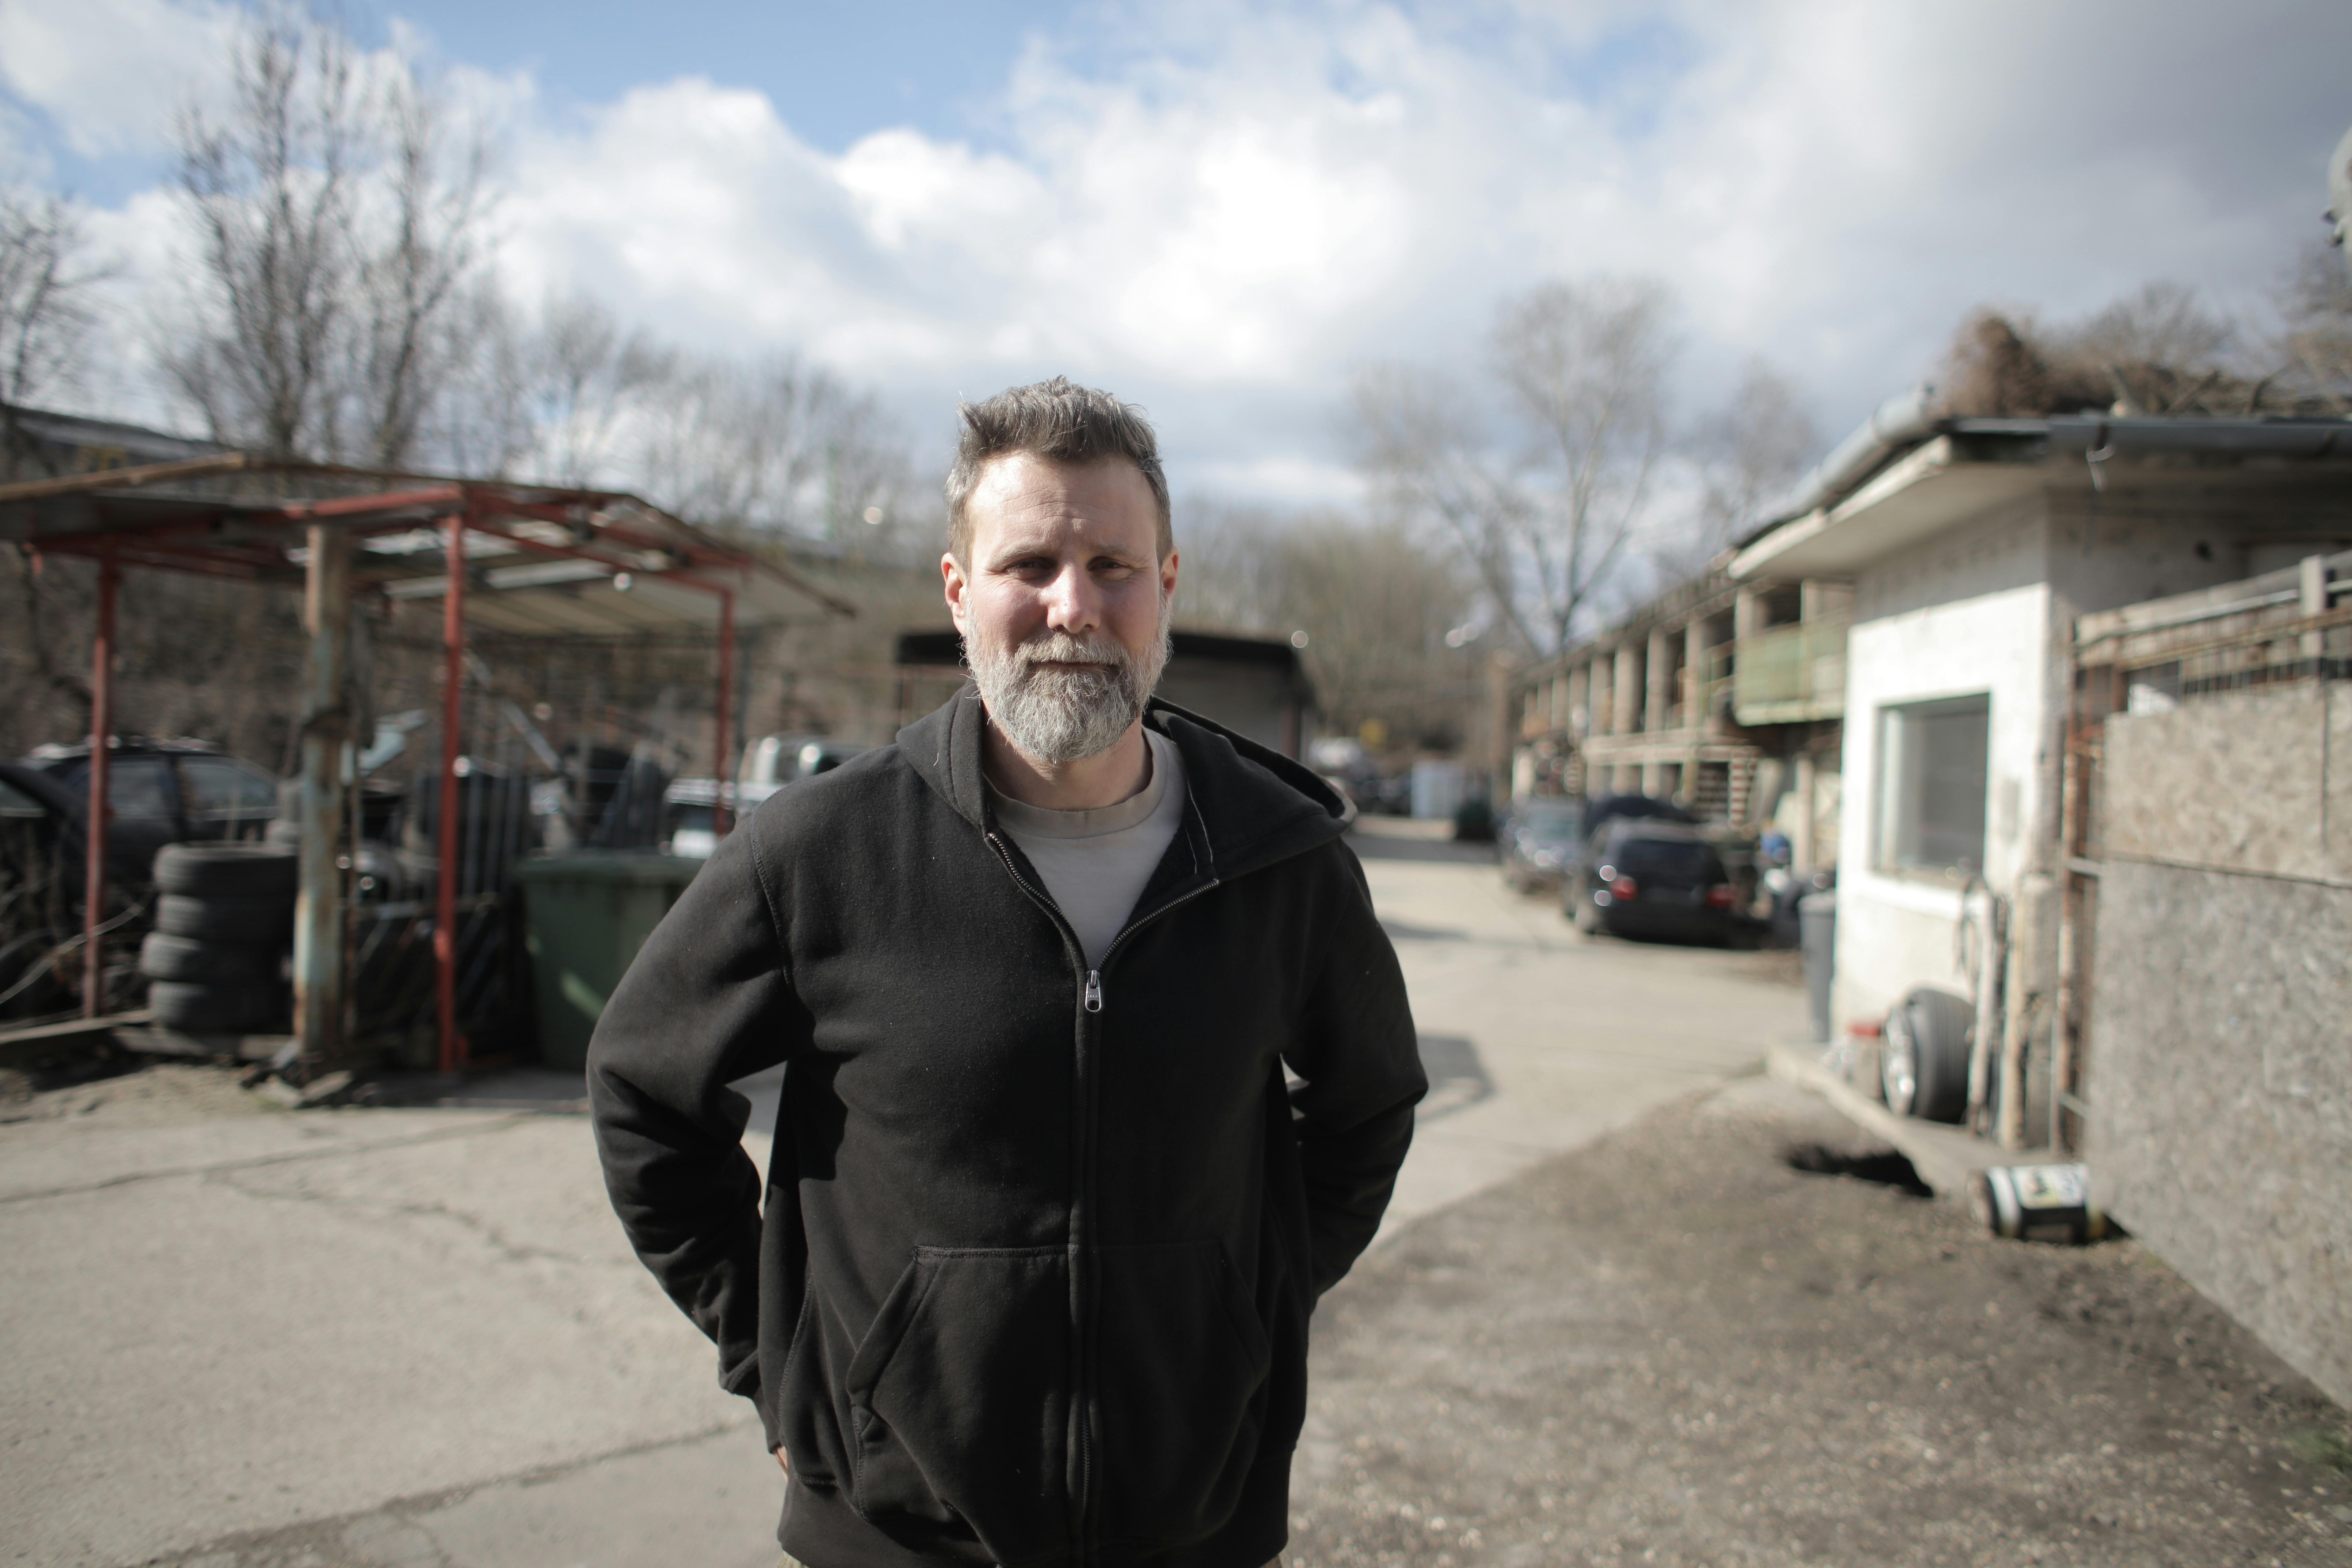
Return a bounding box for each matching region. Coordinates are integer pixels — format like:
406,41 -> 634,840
1499,797 -> 1587,893
740,733 -> 870,787
662,778 -> 784,859
18,738 -> 279,886
1566,819 -> 1740,944
1578,792 -> 1696,845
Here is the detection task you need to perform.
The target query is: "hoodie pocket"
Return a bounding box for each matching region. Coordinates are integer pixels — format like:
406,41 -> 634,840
1092,1240 -> 1275,1550
845,1245 -> 1072,1566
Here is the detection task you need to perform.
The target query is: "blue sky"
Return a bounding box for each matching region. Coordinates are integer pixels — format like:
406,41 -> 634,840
4,0 -> 2350,531
362,0 -> 1086,154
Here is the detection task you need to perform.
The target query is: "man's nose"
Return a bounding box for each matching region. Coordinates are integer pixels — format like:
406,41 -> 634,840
1040,561 -> 1101,634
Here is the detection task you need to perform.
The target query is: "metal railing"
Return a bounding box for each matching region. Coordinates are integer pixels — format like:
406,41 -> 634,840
1732,617 -> 1849,724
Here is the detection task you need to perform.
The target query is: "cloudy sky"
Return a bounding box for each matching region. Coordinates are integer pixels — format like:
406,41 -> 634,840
3,0 -> 2348,514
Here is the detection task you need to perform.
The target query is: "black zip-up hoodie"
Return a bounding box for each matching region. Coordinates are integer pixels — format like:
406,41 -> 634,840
590,690 -> 1424,1568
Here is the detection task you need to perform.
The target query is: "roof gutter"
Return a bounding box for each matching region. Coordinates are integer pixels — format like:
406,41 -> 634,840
1742,384 -> 1942,549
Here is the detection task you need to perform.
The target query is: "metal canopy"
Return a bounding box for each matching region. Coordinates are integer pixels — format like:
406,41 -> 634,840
0,453 -> 850,1076
0,454 -> 853,629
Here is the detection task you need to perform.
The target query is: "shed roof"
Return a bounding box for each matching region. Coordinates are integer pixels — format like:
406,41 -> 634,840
0,454 -> 853,634
1732,415 -> 2352,581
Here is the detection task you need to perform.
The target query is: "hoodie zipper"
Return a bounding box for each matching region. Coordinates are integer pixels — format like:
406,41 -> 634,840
985,831 -> 1099,1556
984,828 -> 1221,1561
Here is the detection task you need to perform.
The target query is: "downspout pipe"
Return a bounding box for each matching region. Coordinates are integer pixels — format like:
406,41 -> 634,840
1768,383 -> 1945,528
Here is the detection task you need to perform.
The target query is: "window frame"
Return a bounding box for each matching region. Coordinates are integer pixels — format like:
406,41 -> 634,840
1874,693 -> 1992,880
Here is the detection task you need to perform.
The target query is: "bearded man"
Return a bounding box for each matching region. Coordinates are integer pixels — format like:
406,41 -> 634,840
590,378 -> 1424,1568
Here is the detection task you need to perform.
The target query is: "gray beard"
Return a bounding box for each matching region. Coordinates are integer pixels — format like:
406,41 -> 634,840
967,612 -> 1173,765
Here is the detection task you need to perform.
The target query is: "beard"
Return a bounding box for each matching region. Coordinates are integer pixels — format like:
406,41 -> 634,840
967,605 -> 1173,765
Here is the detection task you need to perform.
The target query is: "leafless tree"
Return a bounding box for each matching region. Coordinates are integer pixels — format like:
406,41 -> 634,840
352,69 -> 492,467
1175,501 -> 1478,750
1654,357 -> 1819,579
1355,275 -> 1674,658
160,9 -> 490,466
631,349 -> 919,552
0,192 -> 113,414
2265,240 -> 2352,415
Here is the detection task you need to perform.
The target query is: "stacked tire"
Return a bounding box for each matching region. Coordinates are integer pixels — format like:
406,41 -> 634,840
141,843 -> 296,1034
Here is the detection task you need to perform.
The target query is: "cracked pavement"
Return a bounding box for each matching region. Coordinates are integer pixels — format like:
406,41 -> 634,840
24,824 -> 2334,1566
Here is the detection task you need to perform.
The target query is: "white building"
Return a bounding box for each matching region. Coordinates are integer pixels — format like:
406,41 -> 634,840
1732,404 -> 2352,1138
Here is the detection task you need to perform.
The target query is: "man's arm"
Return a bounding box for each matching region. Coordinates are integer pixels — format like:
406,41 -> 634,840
1283,842 -> 1426,1298
589,820 -> 808,1402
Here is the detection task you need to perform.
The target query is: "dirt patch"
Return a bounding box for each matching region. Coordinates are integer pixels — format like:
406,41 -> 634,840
1291,1077 -> 2350,1568
0,1059 -> 270,1128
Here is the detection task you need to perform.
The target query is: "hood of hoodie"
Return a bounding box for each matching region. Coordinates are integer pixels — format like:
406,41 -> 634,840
895,683 -> 1348,887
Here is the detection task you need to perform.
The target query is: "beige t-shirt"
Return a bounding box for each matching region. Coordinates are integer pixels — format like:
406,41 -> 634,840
988,729 -> 1188,968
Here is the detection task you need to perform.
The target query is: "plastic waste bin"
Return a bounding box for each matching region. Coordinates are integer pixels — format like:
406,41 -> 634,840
514,851 -> 703,1070
1799,890 -> 1836,1044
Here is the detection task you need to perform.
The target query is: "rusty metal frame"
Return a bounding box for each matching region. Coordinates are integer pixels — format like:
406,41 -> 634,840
1,460 -> 833,1071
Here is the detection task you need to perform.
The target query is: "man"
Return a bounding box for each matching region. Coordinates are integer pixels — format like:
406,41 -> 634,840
590,378 -> 1424,1568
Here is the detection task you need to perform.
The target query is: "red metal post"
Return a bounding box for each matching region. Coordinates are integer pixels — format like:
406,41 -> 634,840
435,511 -> 468,1072
82,540 -> 118,1018
714,585 -> 736,839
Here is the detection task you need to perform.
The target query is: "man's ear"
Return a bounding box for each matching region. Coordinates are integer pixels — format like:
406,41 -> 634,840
942,551 -> 970,631
1160,547 -> 1180,607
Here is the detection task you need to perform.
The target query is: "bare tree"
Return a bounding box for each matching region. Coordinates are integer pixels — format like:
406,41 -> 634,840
160,9 -> 490,466
2267,240 -> 2352,415
631,349 -> 921,552
0,192 -> 113,414
1655,357 -> 1819,579
1355,275 -> 1674,658
352,69 -> 491,467
1174,501 -> 1478,750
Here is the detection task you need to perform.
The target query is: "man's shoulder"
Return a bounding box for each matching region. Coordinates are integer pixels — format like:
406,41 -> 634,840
740,742 -> 929,849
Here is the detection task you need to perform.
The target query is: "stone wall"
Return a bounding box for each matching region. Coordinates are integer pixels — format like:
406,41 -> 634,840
2088,712 -> 2352,1408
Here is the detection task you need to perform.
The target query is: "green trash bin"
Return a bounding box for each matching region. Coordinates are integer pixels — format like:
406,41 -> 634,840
514,851 -> 704,1070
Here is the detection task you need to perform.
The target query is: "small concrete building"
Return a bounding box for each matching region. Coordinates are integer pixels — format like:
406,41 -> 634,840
1732,405 -> 2352,1145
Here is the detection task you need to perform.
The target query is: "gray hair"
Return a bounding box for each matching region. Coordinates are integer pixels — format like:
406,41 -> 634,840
944,377 -> 1172,564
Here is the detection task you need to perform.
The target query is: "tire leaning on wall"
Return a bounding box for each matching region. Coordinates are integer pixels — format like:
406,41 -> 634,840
1882,986 -> 1975,1123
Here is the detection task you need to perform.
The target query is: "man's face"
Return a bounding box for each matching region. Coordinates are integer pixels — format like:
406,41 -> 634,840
944,452 -> 1179,765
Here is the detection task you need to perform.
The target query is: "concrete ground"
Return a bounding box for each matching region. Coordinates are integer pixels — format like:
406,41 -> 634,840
0,820 -> 2338,1566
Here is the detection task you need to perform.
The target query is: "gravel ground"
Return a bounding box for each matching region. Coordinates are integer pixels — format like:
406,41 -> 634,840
1291,1076 -> 2352,1568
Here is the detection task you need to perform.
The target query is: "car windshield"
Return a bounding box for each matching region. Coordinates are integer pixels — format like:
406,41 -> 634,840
1615,838 -> 1721,879
1521,806 -> 1583,842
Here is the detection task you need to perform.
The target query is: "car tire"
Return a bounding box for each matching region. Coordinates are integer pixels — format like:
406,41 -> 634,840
1882,987 -> 1975,1123
138,932 -> 282,983
155,892 -> 295,944
1571,893 -> 1600,935
154,842 -> 299,900
149,978 -> 285,1034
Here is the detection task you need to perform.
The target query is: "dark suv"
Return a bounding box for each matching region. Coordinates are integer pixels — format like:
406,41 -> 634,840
1567,819 -> 1738,944
20,738 -> 279,883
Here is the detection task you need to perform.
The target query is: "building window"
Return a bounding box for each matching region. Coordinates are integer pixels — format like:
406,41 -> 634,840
1877,695 -> 1990,875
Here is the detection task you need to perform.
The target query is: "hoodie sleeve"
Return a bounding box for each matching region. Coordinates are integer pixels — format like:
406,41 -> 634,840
588,816 -> 808,1404
1283,839 -> 1426,1298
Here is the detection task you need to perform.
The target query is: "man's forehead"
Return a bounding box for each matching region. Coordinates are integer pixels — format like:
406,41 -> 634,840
969,453 -> 1156,556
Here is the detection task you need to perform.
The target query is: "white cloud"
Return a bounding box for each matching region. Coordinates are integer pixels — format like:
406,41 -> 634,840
0,0 -> 238,157
12,0 -> 2352,509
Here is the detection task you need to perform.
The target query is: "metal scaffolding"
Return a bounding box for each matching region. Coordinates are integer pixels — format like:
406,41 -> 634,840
0,455 -> 848,1077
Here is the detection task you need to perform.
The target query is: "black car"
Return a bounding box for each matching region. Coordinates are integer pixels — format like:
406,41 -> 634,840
1567,820 -> 1739,943
20,738 -> 280,884
1499,797 -> 1587,893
